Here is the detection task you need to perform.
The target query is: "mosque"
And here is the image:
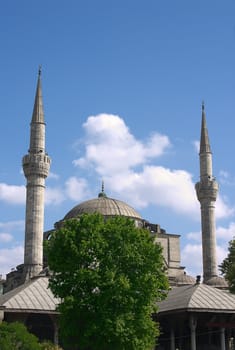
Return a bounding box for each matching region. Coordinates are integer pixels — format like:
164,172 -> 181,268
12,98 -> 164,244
0,70 -> 235,350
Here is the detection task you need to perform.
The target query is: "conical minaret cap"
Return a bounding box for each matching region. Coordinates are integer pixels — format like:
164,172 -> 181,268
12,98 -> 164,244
31,66 -> 45,124
199,101 -> 211,154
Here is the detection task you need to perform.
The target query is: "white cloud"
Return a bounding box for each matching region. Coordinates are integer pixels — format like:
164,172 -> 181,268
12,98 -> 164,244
74,114 -> 171,173
0,233 -> 13,243
0,183 -> 25,204
1,115 -> 232,223
181,242 -> 227,278
219,170 -> 235,186
48,172 -> 60,180
217,222 -> 235,240
45,178 -> 91,205
0,245 -> 24,278
45,187 -> 65,205
181,243 -> 202,277
193,140 -> 200,153
65,177 -> 90,201
182,223 -> 235,278
216,195 -> 235,219
71,114 -> 233,220
0,178 -> 90,208
0,179 -> 64,207
216,245 -> 228,270
105,166 -> 199,215
186,231 -> 201,242
219,170 -> 229,180
0,220 -> 24,231
186,222 -> 235,245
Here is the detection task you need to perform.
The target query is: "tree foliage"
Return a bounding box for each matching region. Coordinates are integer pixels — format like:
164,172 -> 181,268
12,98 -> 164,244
45,213 -> 168,350
0,322 -> 64,350
0,322 -> 41,350
219,239 -> 235,293
40,340 -> 63,350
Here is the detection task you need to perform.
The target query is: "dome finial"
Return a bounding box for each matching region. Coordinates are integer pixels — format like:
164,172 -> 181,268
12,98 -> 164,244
202,100 -> 205,111
98,180 -> 107,198
38,65 -> 42,77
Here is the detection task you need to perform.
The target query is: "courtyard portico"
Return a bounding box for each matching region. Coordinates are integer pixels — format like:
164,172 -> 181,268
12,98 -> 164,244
157,282 -> 235,350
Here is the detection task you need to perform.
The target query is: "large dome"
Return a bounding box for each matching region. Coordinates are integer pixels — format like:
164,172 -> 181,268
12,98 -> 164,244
63,192 -> 142,221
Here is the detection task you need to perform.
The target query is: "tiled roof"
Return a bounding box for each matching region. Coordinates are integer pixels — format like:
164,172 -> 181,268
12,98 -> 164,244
0,276 -> 59,313
158,283 -> 235,314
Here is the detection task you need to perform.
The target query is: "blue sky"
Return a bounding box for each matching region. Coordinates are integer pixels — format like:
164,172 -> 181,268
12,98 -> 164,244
0,1 -> 235,277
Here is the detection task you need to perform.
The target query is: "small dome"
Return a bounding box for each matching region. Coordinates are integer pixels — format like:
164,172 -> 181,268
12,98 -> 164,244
175,273 -> 196,286
63,196 -> 142,221
205,276 -> 228,289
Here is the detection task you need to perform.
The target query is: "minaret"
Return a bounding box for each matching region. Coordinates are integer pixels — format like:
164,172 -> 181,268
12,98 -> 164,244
22,68 -> 51,280
195,102 -> 219,283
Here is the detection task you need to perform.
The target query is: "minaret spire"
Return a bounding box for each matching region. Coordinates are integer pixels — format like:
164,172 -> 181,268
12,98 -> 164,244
200,101 -> 211,155
195,103 -> 219,284
31,66 -> 44,123
22,68 -> 51,280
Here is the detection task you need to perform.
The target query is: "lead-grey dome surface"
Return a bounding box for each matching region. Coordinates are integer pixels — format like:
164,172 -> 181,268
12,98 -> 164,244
205,276 -> 228,289
175,273 -> 196,286
64,196 -> 142,221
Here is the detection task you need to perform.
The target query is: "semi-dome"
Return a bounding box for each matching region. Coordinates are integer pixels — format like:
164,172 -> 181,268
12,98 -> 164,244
63,190 -> 142,222
175,273 -> 196,286
204,276 -> 228,289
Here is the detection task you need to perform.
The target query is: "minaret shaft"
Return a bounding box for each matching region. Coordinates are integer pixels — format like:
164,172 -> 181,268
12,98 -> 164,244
195,104 -> 218,283
200,153 -> 213,180
22,70 -> 51,280
199,200 -> 218,280
30,123 -> 46,153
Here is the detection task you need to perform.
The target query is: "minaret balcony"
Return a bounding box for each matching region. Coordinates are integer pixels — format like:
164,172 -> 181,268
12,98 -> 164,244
195,181 -> 218,202
22,153 -> 51,177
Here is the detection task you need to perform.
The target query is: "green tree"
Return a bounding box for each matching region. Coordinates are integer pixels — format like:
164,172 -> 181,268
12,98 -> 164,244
0,322 -> 41,350
219,238 -> 235,292
40,340 -> 63,350
45,213 -> 168,350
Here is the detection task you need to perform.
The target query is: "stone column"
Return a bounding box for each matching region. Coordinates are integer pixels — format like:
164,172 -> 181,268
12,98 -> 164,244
52,316 -> 59,345
220,327 -> 226,350
0,309 -> 4,323
170,327 -> 175,350
189,315 -> 197,350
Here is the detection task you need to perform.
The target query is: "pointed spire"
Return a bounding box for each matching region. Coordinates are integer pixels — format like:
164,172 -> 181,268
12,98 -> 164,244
31,66 -> 44,124
200,101 -> 211,154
